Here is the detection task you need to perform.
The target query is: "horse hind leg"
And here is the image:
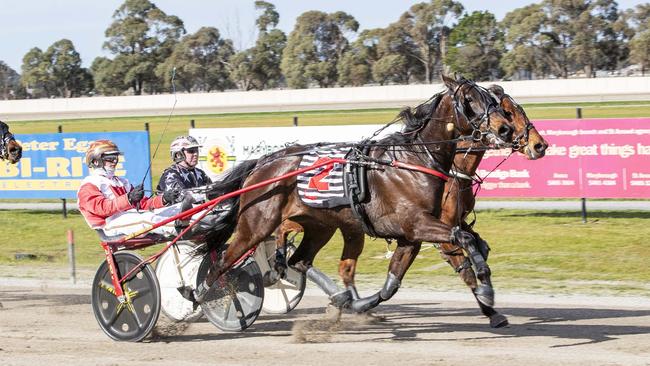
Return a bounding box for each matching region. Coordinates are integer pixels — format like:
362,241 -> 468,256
351,239 -> 421,313
284,224 -> 354,307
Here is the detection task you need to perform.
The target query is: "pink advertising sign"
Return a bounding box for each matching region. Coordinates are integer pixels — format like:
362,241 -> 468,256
476,118 -> 650,198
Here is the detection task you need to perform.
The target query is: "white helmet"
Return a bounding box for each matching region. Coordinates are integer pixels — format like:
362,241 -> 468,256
170,135 -> 201,163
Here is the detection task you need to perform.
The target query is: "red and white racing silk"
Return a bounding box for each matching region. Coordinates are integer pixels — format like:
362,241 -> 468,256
77,168 -> 164,229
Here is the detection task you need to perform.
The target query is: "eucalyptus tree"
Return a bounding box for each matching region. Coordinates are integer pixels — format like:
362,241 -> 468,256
281,10 -> 358,88
0,61 -> 21,99
499,4 -> 547,79
20,48 -> 51,98
628,4 -> 650,75
91,57 -> 128,96
338,28 -> 383,86
101,0 -> 185,95
372,19 -> 421,85
157,27 -> 235,92
445,11 -> 504,80
399,0 -> 464,83
20,40 -> 92,98
43,39 -> 93,97
229,1 -> 286,90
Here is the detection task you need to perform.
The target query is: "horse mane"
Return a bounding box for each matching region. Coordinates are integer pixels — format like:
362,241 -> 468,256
380,92 -> 445,145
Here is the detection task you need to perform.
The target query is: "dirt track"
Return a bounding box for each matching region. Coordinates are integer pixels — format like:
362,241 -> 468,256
1,278 -> 649,366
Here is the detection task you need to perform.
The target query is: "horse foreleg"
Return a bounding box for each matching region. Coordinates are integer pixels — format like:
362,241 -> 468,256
351,239 -> 421,313
439,241 -> 506,327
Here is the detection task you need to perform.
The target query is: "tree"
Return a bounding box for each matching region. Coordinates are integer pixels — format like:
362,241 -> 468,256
446,11 -> 504,80
628,4 -> 650,75
399,0 -> 464,83
281,10 -> 358,88
101,0 -> 185,95
373,20 -> 422,84
157,27 -> 234,92
91,57 -> 129,96
499,4 -> 547,79
228,1 -> 286,90
0,61 -> 21,100
338,28 -> 383,86
21,47 -> 51,98
20,40 -> 92,98
43,39 -> 93,97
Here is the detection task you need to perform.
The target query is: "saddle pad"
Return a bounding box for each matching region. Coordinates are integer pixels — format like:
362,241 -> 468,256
297,148 -> 349,208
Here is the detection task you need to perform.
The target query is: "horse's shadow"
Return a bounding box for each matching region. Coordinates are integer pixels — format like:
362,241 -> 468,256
4,289 -> 648,346
151,301 -> 650,346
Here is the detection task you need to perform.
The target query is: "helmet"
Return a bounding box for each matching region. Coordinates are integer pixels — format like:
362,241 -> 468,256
170,135 -> 201,163
85,139 -> 122,168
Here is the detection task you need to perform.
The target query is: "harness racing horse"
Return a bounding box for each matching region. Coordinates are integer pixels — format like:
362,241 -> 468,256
193,75 -> 516,309
369,85 -> 548,327
0,121 -> 22,164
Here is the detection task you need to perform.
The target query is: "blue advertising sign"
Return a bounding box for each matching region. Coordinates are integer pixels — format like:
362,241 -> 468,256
0,132 -> 151,199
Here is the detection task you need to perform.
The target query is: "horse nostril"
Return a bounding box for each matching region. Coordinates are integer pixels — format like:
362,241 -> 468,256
498,125 -> 513,140
535,142 -> 547,154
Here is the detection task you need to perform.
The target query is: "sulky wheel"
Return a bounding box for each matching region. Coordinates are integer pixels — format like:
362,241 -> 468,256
155,241 -> 203,322
196,251 -> 264,332
256,239 -> 306,314
91,252 -> 161,342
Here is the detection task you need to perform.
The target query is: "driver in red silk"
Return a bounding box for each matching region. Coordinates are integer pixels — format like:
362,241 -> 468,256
77,139 -> 180,237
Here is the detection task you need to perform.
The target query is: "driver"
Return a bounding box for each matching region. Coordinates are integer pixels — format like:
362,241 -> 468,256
77,139 -> 181,238
157,135 -> 211,199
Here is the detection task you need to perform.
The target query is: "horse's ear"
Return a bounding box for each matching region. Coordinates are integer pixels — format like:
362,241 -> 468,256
488,84 -> 505,99
441,74 -> 457,90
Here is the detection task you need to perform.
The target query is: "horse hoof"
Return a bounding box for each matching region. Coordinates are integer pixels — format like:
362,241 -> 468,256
329,289 -> 353,308
474,285 -> 495,307
489,314 -> 509,328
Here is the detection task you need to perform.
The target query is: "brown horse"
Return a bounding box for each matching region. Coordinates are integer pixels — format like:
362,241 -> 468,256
378,85 -> 548,327
272,85 -> 547,327
193,75 -> 516,307
0,121 -> 22,164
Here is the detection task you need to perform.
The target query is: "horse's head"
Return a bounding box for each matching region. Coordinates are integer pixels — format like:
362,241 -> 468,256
441,75 -> 514,145
488,85 -> 548,160
0,121 -> 22,164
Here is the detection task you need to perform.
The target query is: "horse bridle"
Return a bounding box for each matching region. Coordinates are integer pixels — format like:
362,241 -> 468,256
450,80 -> 500,142
507,99 -> 535,152
0,121 -> 15,160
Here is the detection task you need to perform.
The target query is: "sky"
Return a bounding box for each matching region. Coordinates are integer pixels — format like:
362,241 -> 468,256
0,0 -> 646,72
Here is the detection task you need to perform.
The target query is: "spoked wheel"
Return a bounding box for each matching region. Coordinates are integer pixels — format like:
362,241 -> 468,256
196,250 -> 264,332
155,241 -> 204,322
255,239 -> 306,314
91,252 -> 160,342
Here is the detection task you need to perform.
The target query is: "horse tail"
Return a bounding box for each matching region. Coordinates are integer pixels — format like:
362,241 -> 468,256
200,159 -> 259,254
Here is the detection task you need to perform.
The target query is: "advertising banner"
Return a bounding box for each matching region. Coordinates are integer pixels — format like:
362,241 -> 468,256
477,118 -> 650,198
0,131 -> 151,199
191,118 -> 650,199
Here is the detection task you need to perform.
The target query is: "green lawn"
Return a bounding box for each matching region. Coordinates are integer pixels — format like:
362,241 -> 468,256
1,209 -> 648,296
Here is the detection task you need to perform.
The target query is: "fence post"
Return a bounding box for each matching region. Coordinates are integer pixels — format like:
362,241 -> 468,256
144,122 -> 150,132
58,125 -> 67,218
190,119 -> 195,129
576,107 -> 587,223
293,116 -> 298,126
67,229 -> 76,284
